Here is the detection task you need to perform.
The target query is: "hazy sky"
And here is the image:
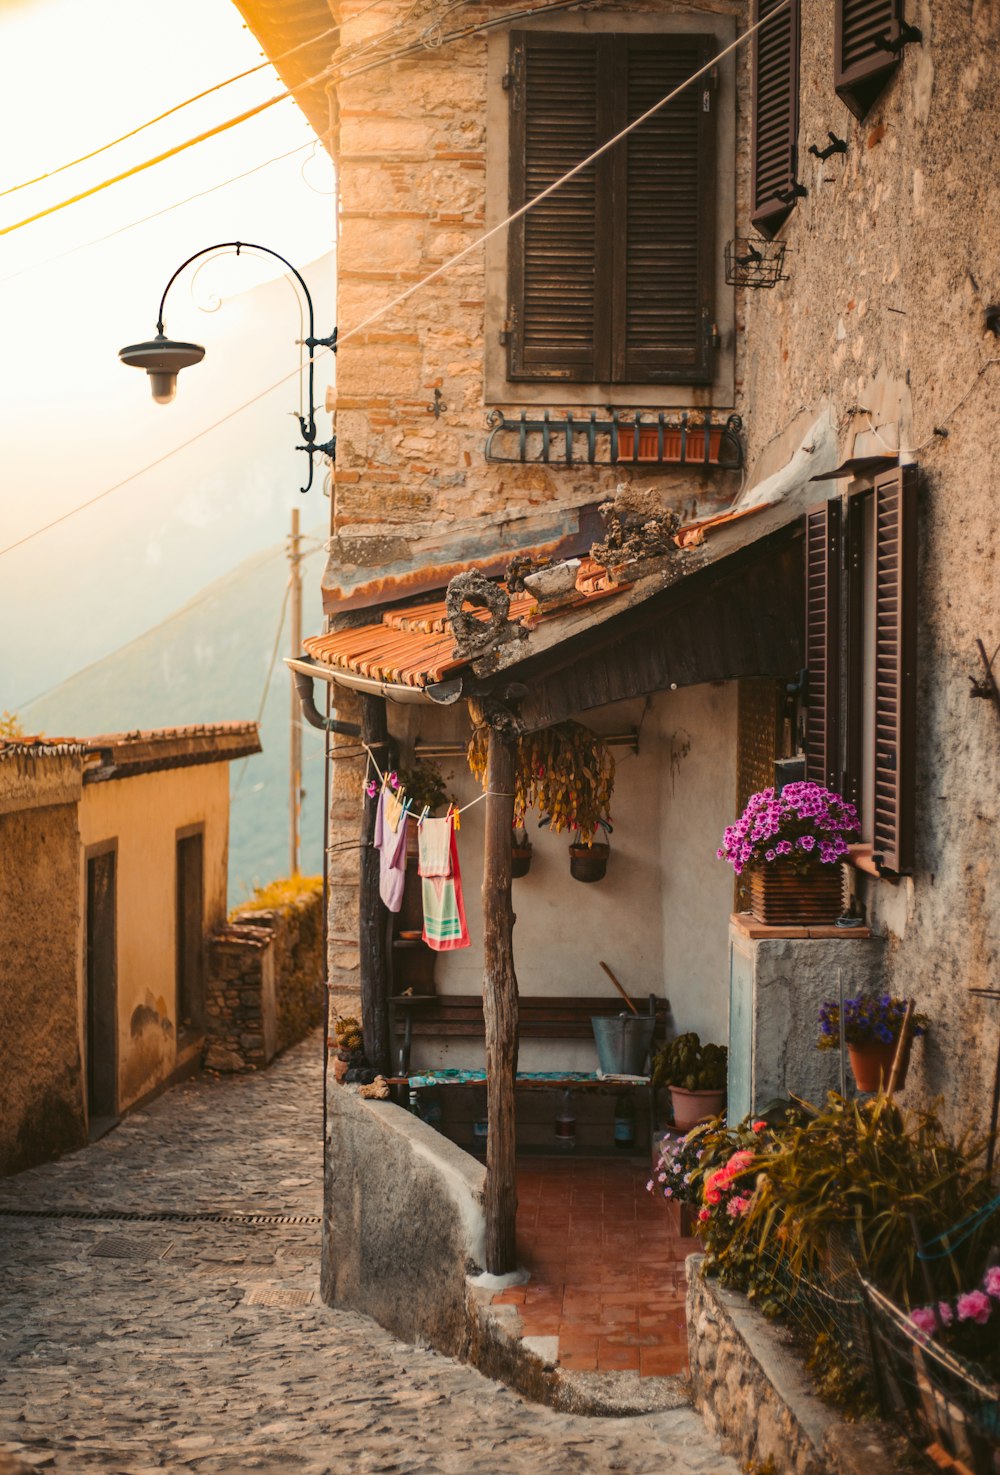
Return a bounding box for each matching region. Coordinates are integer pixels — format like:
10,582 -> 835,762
0,0 -> 337,707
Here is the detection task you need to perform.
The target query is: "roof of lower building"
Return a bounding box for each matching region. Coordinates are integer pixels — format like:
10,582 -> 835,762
1,722 -> 262,781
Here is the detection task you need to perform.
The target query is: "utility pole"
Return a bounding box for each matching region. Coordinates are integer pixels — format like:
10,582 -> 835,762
288,507 -> 303,877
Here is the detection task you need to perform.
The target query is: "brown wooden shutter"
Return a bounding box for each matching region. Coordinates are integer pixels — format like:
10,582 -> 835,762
614,34 -> 715,385
804,499 -> 842,790
872,466 -> 917,874
751,0 -> 800,238
507,30 -> 715,385
507,32 -> 608,382
835,0 -> 901,121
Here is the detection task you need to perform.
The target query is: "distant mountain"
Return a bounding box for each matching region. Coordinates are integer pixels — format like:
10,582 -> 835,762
22,529 -> 330,907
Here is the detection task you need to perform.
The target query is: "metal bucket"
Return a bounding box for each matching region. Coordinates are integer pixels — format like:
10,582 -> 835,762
591,1014 -> 656,1076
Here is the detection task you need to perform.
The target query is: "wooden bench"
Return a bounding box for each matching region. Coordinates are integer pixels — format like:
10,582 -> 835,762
389,992 -> 670,1074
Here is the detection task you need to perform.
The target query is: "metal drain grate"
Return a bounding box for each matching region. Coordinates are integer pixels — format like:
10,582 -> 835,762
242,1286 -> 316,1307
0,1208 -> 321,1226
90,1235 -> 173,1260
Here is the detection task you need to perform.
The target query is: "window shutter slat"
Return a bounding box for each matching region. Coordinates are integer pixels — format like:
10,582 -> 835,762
872,466 -> 917,874
751,0 -> 800,237
835,0 -> 901,120
804,499 -> 842,790
617,35 -> 715,384
507,33 -> 607,382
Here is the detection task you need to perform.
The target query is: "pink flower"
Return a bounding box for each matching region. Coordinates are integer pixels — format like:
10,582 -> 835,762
698,1207 -> 711,1222
938,1301 -> 954,1327
366,780 -> 378,798
909,1306 -> 937,1338
752,1121 -> 767,1133
726,1195 -> 751,1218
388,771 -> 400,789
664,1186 -> 673,1198
984,1266 -> 1000,1299
646,1180 -> 654,1193
706,1188 -> 721,1205
957,1291 -> 992,1326
726,1149 -> 755,1175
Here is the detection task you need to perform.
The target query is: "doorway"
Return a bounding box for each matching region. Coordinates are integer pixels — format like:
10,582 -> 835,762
85,845 -> 117,1120
176,829 -> 205,1036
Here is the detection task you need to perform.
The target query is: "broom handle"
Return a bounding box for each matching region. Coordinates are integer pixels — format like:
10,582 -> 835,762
886,999 -> 915,1097
599,960 -> 639,1015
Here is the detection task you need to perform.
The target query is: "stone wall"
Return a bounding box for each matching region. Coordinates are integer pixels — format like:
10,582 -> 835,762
0,782 -> 87,1177
204,884 -> 325,1072
322,1085 -> 486,1357
686,1257 -> 903,1475
736,4 -> 1000,1137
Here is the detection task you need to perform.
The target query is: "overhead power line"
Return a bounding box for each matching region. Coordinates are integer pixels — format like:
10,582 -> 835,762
0,3 -> 788,560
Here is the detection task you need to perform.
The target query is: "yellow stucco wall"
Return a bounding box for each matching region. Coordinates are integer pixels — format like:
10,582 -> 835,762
78,763 -> 230,1111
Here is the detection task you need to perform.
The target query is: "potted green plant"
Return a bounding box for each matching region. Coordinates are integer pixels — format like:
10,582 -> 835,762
652,1032 -> 728,1131
717,781 -> 859,925
817,994 -> 929,1092
468,720 -> 615,882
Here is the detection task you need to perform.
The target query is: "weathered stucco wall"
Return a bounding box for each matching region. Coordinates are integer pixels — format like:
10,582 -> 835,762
323,1085 -> 486,1356
79,764 -> 230,1110
738,4 -> 1000,1135
0,752 -> 87,1175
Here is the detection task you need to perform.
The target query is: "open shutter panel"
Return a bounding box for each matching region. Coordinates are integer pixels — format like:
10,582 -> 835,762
835,0 -> 901,121
616,34 -> 715,384
872,466 -> 917,874
507,32 -> 607,382
804,500 -> 842,790
751,0 -> 800,237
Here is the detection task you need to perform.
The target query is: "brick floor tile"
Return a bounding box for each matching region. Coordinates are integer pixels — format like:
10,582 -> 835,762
597,1339 -> 640,1372
558,1345 -> 599,1371
640,1345 -> 689,1377
491,1288 -> 526,1305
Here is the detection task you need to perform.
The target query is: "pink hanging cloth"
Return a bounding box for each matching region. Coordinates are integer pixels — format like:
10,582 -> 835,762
373,789 -> 408,913
418,814 -> 470,951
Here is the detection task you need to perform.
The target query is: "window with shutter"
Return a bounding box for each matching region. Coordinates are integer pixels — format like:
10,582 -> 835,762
871,466 -> 917,874
803,499 -> 842,791
507,31 -> 715,386
835,0 -> 902,121
750,0 -> 800,238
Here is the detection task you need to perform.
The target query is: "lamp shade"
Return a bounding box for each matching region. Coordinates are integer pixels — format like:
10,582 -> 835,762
118,332 -> 206,404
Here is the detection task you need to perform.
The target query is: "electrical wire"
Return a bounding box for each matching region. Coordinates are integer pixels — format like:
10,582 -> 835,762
863,358 -> 1000,458
232,572 -> 294,799
0,4 -> 787,560
0,142 -> 315,289
0,25 -> 340,201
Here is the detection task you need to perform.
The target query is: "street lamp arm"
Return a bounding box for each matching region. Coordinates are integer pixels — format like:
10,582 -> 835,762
151,239 -> 337,493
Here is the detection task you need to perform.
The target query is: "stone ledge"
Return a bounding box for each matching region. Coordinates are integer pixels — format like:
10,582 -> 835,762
686,1256 -> 912,1475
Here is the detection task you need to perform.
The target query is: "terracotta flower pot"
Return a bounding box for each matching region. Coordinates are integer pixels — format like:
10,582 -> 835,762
669,1085 -> 726,1132
511,844 -> 533,878
749,861 -> 845,926
848,1033 -> 912,1093
569,841 -> 609,883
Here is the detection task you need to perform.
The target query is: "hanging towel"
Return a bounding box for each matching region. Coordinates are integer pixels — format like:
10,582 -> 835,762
418,817 -> 470,951
374,789 -> 408,913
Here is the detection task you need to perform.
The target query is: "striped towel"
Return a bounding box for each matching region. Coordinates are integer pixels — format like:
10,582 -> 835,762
418,817 -> 470,951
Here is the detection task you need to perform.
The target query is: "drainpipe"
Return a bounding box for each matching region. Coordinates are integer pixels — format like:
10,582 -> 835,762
292,667 -> 361,737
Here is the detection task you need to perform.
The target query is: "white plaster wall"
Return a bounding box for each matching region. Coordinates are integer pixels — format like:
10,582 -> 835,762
655,683 -> 738,1050
391,682 -> 736,1071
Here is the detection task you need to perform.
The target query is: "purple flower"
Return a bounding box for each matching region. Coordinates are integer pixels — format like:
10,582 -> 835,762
797,834 -> 816,852
765,849 -> 776,862
957,1291 -> 992,1325
366,780 -> 378,798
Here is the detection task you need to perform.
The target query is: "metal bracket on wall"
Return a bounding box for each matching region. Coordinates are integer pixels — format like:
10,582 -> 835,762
484,408 -> 743,470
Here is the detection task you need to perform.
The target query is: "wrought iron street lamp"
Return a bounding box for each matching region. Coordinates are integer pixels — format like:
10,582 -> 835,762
119,241 -> 337,492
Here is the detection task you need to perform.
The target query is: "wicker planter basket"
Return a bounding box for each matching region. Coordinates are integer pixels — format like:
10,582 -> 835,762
749,862 -> 845,926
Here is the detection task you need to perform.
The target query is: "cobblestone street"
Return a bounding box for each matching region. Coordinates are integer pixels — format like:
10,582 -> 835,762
0,1036 -> 738,1475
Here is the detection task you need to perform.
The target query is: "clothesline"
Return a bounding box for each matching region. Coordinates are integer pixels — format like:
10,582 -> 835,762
361,743 -> 510,822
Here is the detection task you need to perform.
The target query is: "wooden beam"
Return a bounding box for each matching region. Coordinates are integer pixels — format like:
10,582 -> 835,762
358,693 -> 391,1074
482,725 -> 519,1274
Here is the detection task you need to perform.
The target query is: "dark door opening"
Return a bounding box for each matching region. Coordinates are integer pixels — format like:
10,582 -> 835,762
86,848 -> 117,1120
176,831 -> 205,1036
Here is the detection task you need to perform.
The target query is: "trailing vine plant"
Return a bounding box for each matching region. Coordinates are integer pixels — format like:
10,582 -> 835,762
467,720 -> 615,844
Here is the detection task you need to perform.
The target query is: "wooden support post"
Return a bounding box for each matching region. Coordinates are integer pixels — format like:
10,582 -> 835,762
482,725 -> 519,1274
359,693 -> 391,1075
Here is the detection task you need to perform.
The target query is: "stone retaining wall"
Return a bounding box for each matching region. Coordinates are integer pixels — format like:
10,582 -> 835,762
204,888 -> 325,1072
686,1255 -> 905,1475
322,1086 -> 485,1359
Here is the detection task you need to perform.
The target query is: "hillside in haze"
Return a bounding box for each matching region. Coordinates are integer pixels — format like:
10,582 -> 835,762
22,528 -> 330,907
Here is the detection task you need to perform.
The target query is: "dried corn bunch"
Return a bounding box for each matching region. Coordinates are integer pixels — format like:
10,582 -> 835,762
467,720 -> 614,844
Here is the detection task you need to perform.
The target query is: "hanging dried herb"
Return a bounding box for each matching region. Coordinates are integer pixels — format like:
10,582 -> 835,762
467,720 -> 614,844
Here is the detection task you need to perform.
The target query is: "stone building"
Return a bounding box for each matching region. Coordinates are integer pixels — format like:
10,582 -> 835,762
235,0 -> 999,1138
0,724 -> 259,1175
